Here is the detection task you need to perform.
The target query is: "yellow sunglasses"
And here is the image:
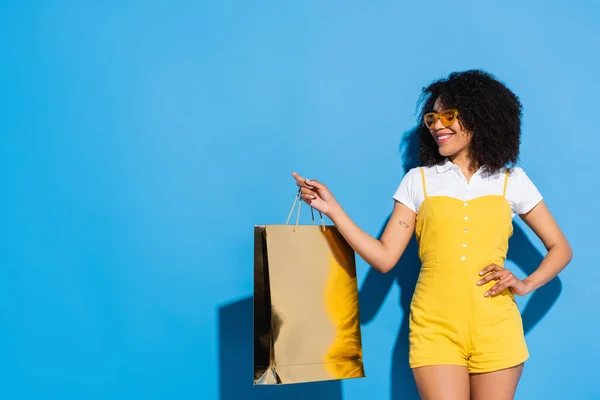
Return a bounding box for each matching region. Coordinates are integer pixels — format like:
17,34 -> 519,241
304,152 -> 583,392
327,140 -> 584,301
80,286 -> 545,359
423,109 -> 459,129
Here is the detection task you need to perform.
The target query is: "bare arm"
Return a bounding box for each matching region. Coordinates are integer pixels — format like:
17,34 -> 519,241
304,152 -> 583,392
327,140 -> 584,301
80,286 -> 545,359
328,200 -> 416,273
519,200 -> 572,292
479,200 -> 572,296
292,172 -> 415,273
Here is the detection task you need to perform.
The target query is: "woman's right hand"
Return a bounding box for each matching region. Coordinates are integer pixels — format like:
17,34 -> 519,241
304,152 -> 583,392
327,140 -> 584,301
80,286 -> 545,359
291,172 -> 339,217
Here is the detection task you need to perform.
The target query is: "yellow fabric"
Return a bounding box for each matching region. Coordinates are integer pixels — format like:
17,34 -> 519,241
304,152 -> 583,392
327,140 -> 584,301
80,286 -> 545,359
420,167 -> 428,197
410,167 -> 528,373
322,229 -> 364,379
503,168 -> 510,197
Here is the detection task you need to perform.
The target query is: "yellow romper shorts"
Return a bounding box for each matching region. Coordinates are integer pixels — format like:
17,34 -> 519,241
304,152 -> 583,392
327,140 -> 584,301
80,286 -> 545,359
409,168 -> 529,373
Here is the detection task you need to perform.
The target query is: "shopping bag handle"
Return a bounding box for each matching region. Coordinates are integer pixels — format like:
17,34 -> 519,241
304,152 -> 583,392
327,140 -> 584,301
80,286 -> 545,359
285,188 -> 326,232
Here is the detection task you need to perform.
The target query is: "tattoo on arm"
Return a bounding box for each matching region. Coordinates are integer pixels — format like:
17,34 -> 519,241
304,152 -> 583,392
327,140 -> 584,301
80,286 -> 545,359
399,220 -> 409,228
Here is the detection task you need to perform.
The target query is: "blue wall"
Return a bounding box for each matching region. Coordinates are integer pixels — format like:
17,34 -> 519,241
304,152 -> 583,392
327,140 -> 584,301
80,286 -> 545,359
2,1 -> 598,399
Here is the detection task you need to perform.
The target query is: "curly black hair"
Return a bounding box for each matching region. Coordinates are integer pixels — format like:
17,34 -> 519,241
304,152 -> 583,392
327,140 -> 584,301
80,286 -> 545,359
416,69 -> 523,174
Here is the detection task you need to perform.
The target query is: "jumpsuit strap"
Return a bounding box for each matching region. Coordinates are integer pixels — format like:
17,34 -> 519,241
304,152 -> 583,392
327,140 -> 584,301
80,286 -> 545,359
502,168 -> 510,197
419,167 -> 428,198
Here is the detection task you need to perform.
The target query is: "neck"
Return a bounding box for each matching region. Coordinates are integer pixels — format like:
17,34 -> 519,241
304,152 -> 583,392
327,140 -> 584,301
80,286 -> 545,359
449,150 -> 478,177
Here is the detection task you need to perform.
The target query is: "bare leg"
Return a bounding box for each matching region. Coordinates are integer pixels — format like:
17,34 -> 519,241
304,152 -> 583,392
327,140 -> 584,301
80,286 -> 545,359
470,363 -> 524,400
413,365 -> 470,400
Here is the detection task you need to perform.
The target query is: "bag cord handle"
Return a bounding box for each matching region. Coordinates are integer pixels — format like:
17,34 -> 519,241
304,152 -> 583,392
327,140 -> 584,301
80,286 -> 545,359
285,188 -> 325,231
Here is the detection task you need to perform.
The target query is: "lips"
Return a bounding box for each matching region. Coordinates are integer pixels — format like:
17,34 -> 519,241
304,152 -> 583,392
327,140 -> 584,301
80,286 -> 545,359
435,133 -> 454,145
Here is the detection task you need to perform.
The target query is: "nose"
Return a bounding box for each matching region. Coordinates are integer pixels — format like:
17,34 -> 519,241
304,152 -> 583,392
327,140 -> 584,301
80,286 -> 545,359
432,116 -> 446,131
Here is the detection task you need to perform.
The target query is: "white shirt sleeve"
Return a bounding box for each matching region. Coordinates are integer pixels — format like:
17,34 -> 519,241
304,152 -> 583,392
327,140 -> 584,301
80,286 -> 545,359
507,167 -> 543,215
392,168 -> 422,213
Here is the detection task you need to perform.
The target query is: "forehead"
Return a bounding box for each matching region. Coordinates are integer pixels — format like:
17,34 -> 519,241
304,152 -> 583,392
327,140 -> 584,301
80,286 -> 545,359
433,97 -> 446,112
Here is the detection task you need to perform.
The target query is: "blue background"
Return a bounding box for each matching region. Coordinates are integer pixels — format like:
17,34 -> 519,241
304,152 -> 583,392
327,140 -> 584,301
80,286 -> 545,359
2,1 -> 598,399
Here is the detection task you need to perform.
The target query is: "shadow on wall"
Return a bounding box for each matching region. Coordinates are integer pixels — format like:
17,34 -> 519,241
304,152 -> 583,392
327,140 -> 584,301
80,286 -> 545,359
217,297 -> 343,400
357,127 -> 563,400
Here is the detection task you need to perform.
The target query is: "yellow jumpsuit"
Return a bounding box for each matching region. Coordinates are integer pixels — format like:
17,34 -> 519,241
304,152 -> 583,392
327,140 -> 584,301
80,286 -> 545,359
409,167 -> 529,373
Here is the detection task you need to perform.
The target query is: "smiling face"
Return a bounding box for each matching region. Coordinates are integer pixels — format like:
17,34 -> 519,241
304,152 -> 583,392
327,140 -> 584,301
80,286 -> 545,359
429,97 -> 472,159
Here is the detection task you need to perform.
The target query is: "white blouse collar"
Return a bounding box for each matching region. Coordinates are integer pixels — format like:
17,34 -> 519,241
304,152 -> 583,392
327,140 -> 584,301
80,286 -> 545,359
435,158 -> 456,174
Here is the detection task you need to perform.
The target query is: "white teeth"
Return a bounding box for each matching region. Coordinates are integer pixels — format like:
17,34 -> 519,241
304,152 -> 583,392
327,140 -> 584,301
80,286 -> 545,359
438,134 -> 452,140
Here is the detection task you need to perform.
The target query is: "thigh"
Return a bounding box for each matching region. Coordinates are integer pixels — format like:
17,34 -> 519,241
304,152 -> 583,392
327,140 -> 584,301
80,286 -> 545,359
470,363 -> 524,400
413,365 -> 470,400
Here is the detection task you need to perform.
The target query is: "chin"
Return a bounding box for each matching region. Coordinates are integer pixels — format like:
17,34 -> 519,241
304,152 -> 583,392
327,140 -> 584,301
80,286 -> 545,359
438,147 -> 455,157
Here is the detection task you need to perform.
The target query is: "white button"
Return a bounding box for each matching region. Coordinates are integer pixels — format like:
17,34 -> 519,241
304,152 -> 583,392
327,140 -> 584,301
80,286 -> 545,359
462,243 -> 467,247
464,203 -> 469,207
464,216 -> 469,220
461,256 -> 466,261
464,229 -> 468,233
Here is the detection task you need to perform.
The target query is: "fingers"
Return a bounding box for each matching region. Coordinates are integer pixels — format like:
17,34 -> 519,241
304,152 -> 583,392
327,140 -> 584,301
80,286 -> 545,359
292,172 -> 326,190
292,172 -> 314,189
479,264 -> 500,276
293,174 -> 318,203
477,270 -> 502,286
477,264 -> 503,285
300,194 -> 314,204
300,187 -> 317,201
486,275 -> 517,297
477,264 -> 517,297
306,178 -> 325,190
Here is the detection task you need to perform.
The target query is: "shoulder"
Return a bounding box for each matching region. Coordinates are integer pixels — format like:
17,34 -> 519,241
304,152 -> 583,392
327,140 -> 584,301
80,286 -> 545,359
505,166 -> 543,214
480,166 -> 522,181
394,167 -> 421,193
507,166 -> 526,179
480,166 -> 528,184
399,165 -> 437,185
403,166 -> 425,181
393,166 -> 428,212
506,166 -> 537,187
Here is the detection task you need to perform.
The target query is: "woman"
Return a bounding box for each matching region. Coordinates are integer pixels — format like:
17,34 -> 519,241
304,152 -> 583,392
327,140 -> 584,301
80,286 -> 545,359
292,70 -> 572,400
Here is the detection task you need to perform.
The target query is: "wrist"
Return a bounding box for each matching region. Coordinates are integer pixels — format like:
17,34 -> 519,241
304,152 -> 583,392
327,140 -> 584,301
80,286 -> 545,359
327,201 -> 344,221
522,277 -> 539,294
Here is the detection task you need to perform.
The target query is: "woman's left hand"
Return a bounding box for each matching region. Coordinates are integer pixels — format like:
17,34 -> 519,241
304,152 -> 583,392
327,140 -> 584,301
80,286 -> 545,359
477,264 -> 533,297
